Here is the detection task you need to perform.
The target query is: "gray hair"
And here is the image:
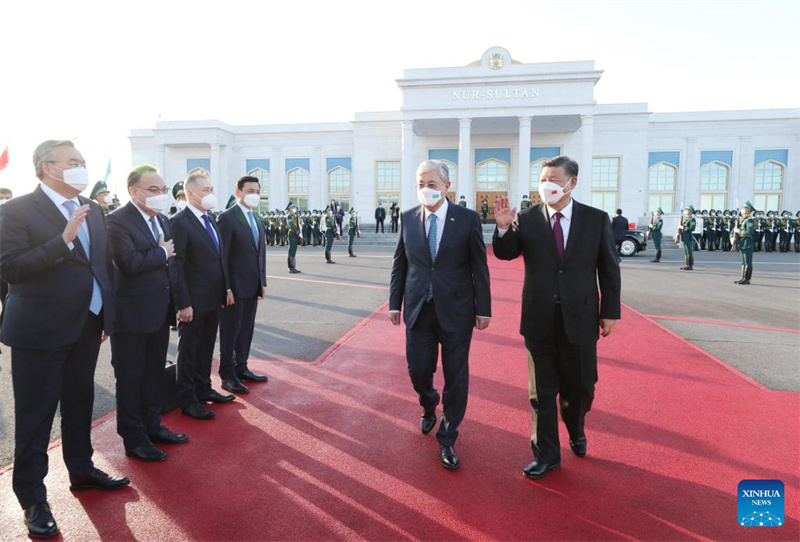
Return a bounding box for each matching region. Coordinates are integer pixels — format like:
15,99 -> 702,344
33,140 -> 75,180
184,170 -> 210,192
416,159 -> 450,184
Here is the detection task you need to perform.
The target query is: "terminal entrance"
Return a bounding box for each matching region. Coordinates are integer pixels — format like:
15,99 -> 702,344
476,191 -> 506,222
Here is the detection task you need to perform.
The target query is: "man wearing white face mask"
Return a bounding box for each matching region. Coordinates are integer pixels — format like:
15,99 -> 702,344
0,140 -> 128,539
493,155 -> 620,481
106,165 -> 188,462
90,180 -> 113,215
170,171 -> 235,420
217,176 -> 269,395
389,159 -> 491,470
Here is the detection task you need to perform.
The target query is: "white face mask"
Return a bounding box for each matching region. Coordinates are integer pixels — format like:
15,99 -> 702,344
0,199 -> 8,206
101,193 -> 114,205
50,165 -> 90,191
200,193 -> 217,211
243,193 -> 260,209
176,200 -> 187,211
684,210 -> 691,217
417,186 -> 443,207
538,180 -> 572,206
145,193 -> 169,213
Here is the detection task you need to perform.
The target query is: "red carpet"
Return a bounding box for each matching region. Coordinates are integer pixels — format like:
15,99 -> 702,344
1,254 -> 798,541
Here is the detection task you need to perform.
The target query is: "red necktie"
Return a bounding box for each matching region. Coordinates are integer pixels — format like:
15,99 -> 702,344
553,211 -> 564,259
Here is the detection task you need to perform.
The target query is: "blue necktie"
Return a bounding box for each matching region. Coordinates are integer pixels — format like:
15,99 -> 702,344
202,214 -> 220,253
248,210 -> 259,246
63,200 -> 103,315
426,214 -> 437,301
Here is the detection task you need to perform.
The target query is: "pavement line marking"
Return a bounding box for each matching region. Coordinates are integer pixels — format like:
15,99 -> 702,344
643,314 -> 800,334
627,260 -> 800,265
266,275 -> 389,290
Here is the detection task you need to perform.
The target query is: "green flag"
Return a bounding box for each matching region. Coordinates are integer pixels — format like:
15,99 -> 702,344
104,159 -> 111,182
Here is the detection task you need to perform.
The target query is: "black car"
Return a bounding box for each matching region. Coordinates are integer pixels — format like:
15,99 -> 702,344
620,229 -> 648,257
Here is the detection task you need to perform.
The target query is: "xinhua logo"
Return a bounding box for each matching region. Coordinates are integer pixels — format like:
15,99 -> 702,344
738,480 -> 784,527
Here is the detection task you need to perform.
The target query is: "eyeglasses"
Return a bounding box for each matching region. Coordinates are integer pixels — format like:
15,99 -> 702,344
46,160 -> 86,168
138,187 -> 170,195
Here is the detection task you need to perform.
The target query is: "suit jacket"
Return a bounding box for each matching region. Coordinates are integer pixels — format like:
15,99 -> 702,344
217,205 -> 266,299
611,215 -> 629,241
375,206 -> 386,220
390,203 -> 491,332
169,207 -> 228,313
493,201 -> 621,345
0,185 -> 115,348
106,202 -> 177,334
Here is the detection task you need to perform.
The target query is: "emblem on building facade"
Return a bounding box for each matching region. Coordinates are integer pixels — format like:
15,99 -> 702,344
489,52 -> 505,70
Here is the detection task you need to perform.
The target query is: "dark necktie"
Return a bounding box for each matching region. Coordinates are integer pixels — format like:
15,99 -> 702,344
149,216 -> 160,241
202,214 -> 220,253
553,211 -> 564,259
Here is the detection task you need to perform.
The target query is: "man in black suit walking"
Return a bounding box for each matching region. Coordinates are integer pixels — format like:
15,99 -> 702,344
389,160 -> 491,470
611,209 -> 629,260
170,171 -> 235,420
0,140 -> 129,539
106,165 -> 189,463
375,203 -> 386,233
217,176 -> 269,395
493,155 -> 620,480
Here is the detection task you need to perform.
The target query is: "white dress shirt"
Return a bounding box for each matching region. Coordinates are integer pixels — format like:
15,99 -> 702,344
497,197 -> 574,253
133,202 -> 169,259
187,202 -> 219,245
40,182 -> 83,250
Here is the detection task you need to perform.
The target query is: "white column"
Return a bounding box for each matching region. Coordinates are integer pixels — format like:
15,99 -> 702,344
457,118 -> 473,208
210,144 -> 221,199
401,120 -> 415,210
516,116 -> 532,207
785,135 -> 800,210
155,144 -> 166,179
736,136 -> 754,208
683,138 -> 700,209
577,115 -> 594,203
311,146 -> 324,210
274,150 -> 285,210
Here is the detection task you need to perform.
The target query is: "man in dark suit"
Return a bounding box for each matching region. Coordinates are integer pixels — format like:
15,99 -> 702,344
170,171 -> 235,421
611,209 -> 629,260
217,175 -> 269,395
389,160 -> 491,470
375,203 -> 386,233
0,140 -> 130,539
493,155 -> 621,480
107,165 -> 189,463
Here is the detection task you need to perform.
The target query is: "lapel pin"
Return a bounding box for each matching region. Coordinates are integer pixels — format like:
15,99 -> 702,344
450,217 -> 455,222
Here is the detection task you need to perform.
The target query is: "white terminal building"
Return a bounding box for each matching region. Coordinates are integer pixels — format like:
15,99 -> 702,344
130,47 -> 800,223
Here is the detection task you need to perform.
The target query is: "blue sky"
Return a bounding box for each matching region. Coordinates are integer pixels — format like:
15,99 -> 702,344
0,0 -> 798,197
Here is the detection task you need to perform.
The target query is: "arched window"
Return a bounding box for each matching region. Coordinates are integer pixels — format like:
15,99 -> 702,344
248,167 -> 270,212
590,157 -> 620,216
700,161 -> 729,211
529,159 -> 546,189
476,159 -> 508,191
439,159 -> 457,191
187,167 -> 209,177
376,161 -> 401,208
328,166 -> 350,194
753,160 -> 784,213
287,167 -> 309,211
648,162 -> 676,212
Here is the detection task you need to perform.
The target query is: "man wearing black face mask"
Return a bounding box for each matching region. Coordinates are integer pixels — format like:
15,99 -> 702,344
0,140 -> 128,539
493,155 -> 620,481
106,165 -> 187,462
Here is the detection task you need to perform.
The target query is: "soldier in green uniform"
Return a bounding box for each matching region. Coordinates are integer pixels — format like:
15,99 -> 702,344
458,195 -> 467,208
225,194 -> 236,210
169,181 -> 186,216
347,208 -> 359,257
702,210 -> 715,251
90,180 -> 113,215
778,211 -> 791,252
754,210 -> 765,251
794,211 -> 800,252
677,204 -> 696,270
286,202 -> 301,274
648,207 -> 664,262
732,201 -> 757,285
324,206 -> 336,264
699,210 -> 708,250
480,198 -> 489,224
312,211 -> 322,245
520,194 -> 532,210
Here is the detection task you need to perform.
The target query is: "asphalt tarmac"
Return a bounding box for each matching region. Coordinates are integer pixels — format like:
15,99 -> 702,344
0,242 -> 798,466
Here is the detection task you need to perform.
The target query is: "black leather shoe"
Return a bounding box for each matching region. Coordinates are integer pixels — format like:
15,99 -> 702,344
201,389 -> 235,403
181,403 -> 215,420
69,468 -> 131,492
522,460 -> 561,480
239,369 -> 268,383
420,395 -> 440,435
222,378 -> 249,394
150,427 -> 188,445
24,501 -> 58,539
569,437 -> 587,457
439,445 -> 460,470
125,442 -> 167,462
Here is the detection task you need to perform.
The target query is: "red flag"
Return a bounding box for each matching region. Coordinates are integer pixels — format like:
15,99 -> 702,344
0,146 -> 8,171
